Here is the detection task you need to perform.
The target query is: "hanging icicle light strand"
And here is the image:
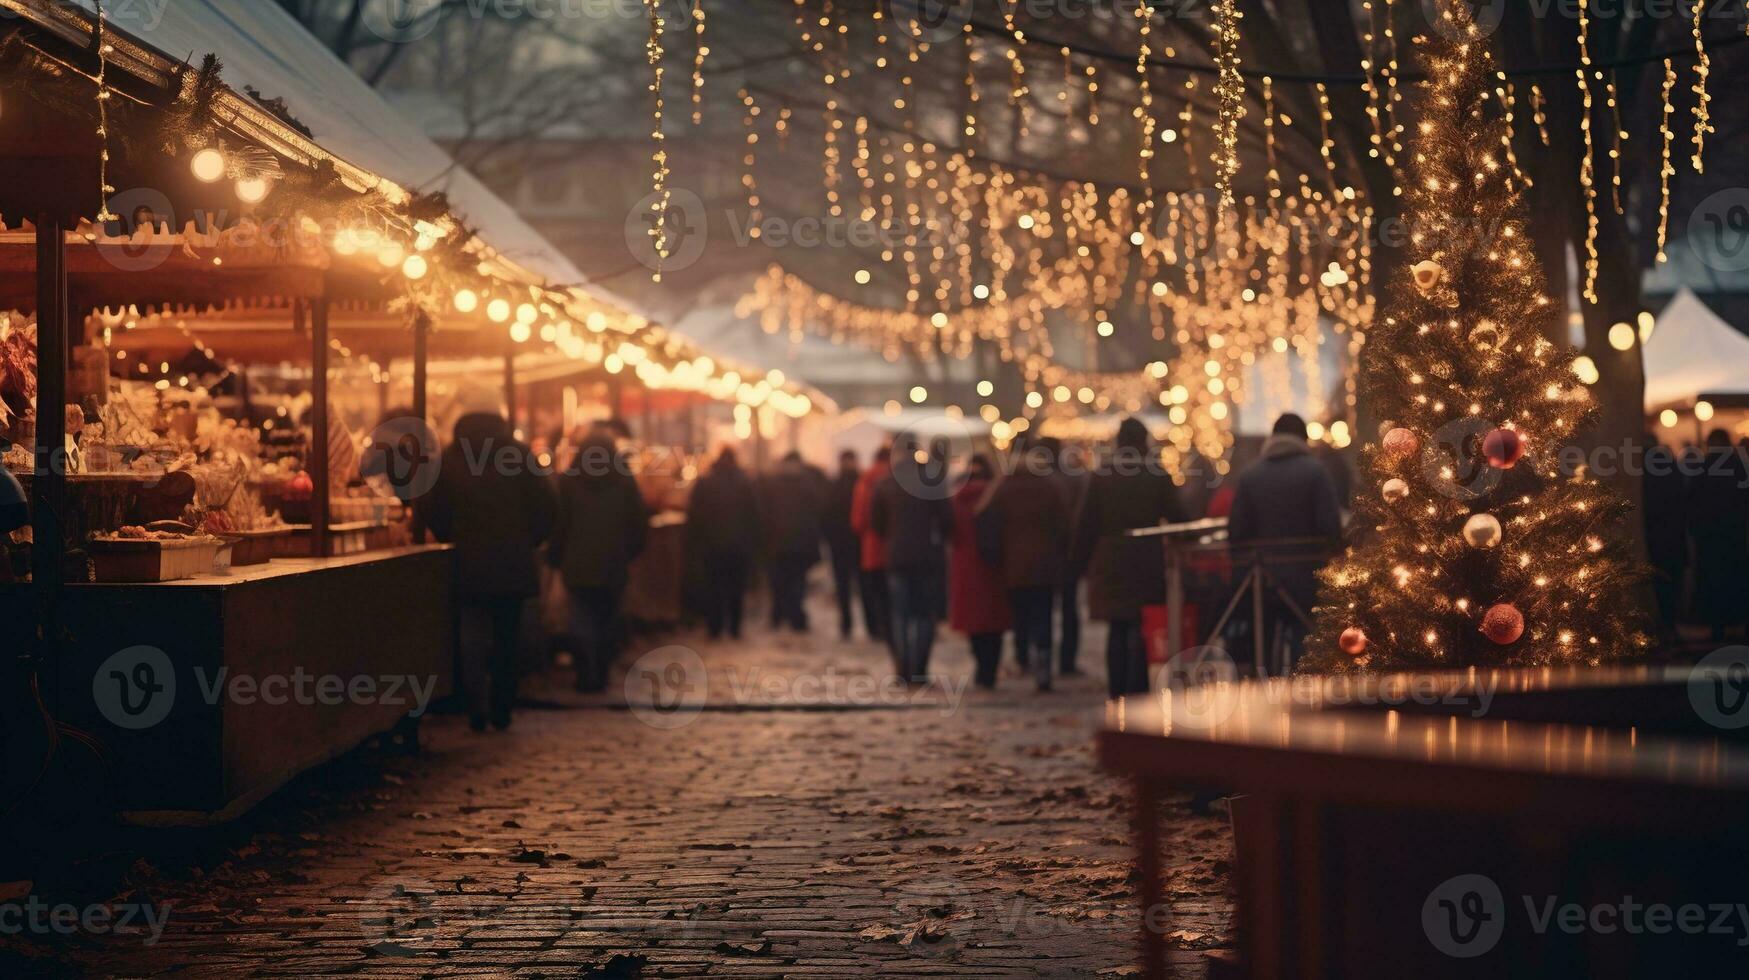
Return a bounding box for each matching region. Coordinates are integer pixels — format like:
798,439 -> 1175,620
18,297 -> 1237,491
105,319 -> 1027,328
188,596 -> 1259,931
93,0 -> 116,223
1691,0 -> 1712,172
1134,0 -> 1156,216
644,0 -> 670,282
1211,0 -> 1244,214
690,0 -> 706,125
1575,0 -> 1600,305
1656,58 -> 1676,263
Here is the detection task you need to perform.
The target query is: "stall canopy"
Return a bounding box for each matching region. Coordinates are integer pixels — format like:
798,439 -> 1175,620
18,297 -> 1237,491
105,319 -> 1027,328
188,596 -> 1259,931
1643,288 -> 1749,410
53,0 -> 589,293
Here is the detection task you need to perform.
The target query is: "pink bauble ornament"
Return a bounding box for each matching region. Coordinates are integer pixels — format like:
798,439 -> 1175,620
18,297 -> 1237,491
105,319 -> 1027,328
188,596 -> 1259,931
1482,428 -> 1526,469
1480,603 -> 1525,645
1382,426 -> 1421,461
1382,478 -> 1410,503
1339,627 -> 1368,656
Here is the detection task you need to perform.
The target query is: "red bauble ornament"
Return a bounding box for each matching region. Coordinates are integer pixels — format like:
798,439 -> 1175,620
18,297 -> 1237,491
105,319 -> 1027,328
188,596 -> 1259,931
1339,627 -> 1368,656
1480,603 -> 1525,645
1382,426 -> 1421,461
1482,428 -> 1526,469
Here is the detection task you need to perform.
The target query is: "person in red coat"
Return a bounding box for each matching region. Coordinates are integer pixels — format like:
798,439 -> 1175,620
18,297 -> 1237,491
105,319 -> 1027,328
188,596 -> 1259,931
949,455 -> 1011,688
850,445 -> 893,654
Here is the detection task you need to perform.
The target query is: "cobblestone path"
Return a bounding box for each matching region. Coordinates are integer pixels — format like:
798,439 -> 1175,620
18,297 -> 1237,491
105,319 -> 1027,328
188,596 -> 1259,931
13,611 -> 1234,978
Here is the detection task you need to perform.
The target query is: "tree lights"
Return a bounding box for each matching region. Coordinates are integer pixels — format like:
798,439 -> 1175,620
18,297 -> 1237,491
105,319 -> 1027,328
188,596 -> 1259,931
1303,0 -> 1647,673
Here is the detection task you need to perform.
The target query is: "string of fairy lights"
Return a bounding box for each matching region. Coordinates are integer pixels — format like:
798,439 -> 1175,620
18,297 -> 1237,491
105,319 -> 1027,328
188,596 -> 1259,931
628,0 -> 1738,458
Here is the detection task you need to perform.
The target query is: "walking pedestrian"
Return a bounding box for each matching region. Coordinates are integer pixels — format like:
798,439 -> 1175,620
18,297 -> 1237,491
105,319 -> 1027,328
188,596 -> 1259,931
421,387 -> 556,731
551,428 -> 649,693
1688,429 -> 1749,641
1046,438 -> 1091,676
763,451 -> 825,632
686,446 -> 760,640
1227,413 -> 1343,673
873,438 -> 954,682
852,445 -> 893,651
1073,418 -> 1188,698
982,436 -> 1071,692
825,449 -> 864,639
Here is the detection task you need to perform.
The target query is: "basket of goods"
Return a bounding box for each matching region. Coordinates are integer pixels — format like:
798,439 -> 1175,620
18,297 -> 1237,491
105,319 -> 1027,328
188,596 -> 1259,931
208,485 -> 287,566
89,523 -> 224,582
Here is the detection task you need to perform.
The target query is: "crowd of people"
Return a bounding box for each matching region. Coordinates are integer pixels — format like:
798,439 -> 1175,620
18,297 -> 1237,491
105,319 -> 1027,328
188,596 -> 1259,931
418,387 -> 1366,729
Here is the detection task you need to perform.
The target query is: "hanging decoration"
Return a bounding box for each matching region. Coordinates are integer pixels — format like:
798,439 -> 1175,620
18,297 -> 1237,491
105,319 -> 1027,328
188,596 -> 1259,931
1210,0 -> 1245,214
690,0 -> 706,125
1655,58 -> 1676,264
1575,0 -> 1600,305
1691,0 -> 1711,172
93,0 -> 116,223
643,0 -> 671,282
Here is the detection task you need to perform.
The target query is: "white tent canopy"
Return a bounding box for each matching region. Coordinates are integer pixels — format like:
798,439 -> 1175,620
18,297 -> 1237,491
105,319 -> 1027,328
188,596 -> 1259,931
60,0 -> 592,293
1642,288 -> 1749,410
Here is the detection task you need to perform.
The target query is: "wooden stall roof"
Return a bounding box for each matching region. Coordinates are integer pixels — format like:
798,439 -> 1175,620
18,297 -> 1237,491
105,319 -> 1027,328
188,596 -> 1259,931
0,219 -> 419,312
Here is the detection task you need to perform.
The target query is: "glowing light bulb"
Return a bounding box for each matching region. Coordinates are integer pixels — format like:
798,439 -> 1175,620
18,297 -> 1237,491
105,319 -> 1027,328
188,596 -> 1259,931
453,289 -> 479,313
1695,400 -> 1715,421
1607,322 -> 1635,351
909,385 -> 927,404
190,148 -> 226,183
234,177 -> 269,203
1659,409 -> 1678,428
401,255 -> 428,280
509,322 -> 531,344
1572,355 -> 1600,385
487,299 -> 512,323
377,242 -> 405,268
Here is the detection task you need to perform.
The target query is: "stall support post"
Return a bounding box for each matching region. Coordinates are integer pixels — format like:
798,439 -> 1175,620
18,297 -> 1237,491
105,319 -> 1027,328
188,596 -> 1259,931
32,213 -> 68,670
310,298 -> 331,559
412,311 -> 429,423
503,340 -> 517,434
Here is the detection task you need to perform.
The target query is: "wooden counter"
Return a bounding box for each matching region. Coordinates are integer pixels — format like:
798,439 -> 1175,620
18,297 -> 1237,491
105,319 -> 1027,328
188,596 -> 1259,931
2,546 -> 455,824
1100,667 -> 1749,979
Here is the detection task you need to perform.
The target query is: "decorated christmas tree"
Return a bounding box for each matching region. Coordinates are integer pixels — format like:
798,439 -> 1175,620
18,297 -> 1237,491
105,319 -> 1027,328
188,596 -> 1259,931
1302,1 -> 1648,673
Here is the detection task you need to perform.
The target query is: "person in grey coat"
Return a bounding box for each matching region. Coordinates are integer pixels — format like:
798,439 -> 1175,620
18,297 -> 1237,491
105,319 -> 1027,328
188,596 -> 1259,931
1227,413 -> 1343,672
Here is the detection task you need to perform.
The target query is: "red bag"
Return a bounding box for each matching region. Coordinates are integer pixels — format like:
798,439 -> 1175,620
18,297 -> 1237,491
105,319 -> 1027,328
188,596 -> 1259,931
1142,602 -> 1200,663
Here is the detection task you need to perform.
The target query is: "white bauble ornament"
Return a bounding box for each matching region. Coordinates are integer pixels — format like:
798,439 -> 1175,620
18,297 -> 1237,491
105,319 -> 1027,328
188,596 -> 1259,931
1462,513 -> 1502,548
1382,478 -> 1410,503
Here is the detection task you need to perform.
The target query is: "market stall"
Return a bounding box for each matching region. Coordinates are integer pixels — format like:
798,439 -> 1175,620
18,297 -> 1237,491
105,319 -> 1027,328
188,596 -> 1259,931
0,0 -> 833,824
1642,287 -> 1749,442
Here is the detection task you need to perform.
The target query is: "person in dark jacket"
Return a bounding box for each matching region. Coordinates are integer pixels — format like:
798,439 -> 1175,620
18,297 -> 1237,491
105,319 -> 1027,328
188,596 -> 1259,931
1688,429 -> 1749,641
1045,437 -> 1091,676
949,455 -> 1010,689
552,428 -> 649,692
1227,413 -> 1344,673
762,451 -> 825,632
983,436 -> 1072,691
1073,418 -> 1189,698
421,394 -> 556,730
872,438 -> 954,682
687,447 -> 761,640
1641,434 -> 1688,642
824,449 -> 864,639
